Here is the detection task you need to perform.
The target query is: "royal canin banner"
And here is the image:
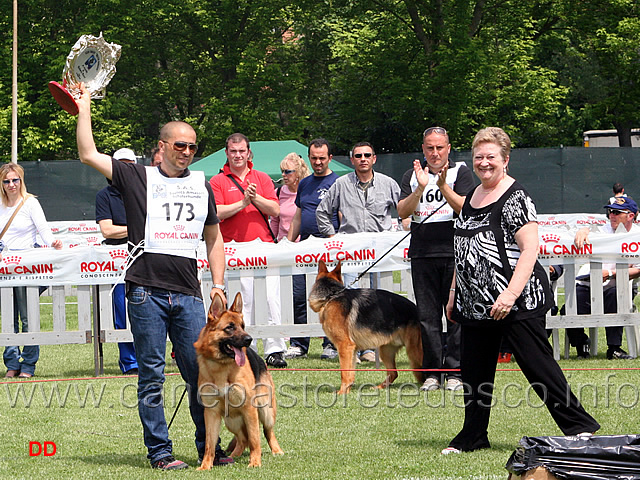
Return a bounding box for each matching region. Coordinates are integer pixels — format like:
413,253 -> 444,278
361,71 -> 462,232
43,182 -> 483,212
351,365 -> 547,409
3,218 -> 639,287
0,245 -> 131,287
213,233 -> 411,275
46,214 -> 638,245
49,221 -> 104,247
1,233 -> 412,287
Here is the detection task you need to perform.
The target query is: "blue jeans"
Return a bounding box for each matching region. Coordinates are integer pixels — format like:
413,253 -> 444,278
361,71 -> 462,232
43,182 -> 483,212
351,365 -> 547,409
3,287 -> 39,375
290,275 -> 333,352
343,272 -> 378,289
127,285 -> 206,462
290,274 -> 310,352
112,283 -> 137,373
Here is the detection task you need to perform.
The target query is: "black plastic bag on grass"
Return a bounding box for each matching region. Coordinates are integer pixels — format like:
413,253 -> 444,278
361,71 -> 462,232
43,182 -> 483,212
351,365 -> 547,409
505,434 -> 640,480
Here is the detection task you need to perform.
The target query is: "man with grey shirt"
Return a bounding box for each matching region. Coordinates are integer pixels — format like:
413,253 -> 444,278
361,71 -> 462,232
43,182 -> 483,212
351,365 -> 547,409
316,142 -> 400,236
316,141 -> 400,362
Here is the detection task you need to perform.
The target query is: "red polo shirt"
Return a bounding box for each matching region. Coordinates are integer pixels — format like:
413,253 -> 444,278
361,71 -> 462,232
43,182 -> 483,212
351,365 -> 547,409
209,161 -> 278,243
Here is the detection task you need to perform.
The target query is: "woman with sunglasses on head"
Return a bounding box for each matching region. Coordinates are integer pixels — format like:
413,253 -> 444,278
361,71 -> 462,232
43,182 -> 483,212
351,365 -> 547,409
0,163 -> 62,379
442,127 -> 599,455
270,153 -> 310,242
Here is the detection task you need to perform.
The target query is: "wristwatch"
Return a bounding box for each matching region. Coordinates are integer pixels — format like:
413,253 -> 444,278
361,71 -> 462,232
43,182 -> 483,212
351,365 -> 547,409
212,283 -> 226,291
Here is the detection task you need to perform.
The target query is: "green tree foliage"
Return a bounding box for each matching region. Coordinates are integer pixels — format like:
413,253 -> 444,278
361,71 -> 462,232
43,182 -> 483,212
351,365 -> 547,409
1,0 -> 638,161
533,0 -> 640,146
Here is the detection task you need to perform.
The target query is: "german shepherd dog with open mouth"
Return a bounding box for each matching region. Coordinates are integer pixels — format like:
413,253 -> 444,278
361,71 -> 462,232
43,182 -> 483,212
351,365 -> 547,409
308,260 -> 424,394
194,292 -> 283,468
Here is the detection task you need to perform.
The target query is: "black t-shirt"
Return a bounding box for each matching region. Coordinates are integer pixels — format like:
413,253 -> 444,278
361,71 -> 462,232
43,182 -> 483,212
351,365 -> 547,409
111,160 -> 219,298
399,161 -> 475,258
95,184 -> 128,245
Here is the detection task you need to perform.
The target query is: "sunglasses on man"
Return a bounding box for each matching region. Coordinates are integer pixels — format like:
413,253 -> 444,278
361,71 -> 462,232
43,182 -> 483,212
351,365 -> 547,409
162,140 -> 198,154
353,152 -> 373,159
423,126 -> 447,136
608,209 -> 632,216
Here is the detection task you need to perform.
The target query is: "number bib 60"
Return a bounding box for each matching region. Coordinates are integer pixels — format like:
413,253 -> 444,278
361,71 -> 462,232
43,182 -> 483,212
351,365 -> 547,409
410,163 -> 467,224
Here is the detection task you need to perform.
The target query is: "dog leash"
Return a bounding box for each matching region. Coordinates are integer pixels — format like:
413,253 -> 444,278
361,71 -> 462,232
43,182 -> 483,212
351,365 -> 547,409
167,204 -> 451,425
102,239 -> 194,431
347,200 -> 448,288
168,388 -> 187,430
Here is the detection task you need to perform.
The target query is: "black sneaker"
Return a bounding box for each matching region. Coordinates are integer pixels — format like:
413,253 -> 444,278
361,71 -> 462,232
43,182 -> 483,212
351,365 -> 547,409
576,343 -> 590,359
265,352 -> 287,368
151,455 -> 188,470
607,346 -> 634,360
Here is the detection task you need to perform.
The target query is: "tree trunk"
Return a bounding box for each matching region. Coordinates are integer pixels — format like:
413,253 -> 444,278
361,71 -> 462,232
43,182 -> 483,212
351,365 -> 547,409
614,120 -> 633,147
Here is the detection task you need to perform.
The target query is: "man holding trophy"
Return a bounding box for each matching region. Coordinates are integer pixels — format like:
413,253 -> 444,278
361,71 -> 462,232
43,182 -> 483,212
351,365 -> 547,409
74,60 -> 230,469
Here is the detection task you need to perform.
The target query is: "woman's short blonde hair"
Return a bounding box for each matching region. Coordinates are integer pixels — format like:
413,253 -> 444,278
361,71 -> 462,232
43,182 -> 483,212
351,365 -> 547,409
472,127 -> 511,161
0,163 -> 28,207
280,153 -> 311,180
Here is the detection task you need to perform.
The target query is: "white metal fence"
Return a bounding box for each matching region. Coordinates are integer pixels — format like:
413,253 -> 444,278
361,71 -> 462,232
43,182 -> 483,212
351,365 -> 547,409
545,261 -> 640,360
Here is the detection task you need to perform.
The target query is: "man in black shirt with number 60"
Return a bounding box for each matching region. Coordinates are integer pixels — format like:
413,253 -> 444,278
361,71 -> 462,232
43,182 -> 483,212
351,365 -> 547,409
397,127 -> 475,393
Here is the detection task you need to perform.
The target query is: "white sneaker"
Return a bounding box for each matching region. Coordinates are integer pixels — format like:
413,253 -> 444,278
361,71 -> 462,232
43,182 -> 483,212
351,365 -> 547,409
284,346 -> 307,359
445,378 -> 463,391
359,351 -> 376,362
320,345 -> 338,360
420,377 -> 440,391
441,447 -> 461,455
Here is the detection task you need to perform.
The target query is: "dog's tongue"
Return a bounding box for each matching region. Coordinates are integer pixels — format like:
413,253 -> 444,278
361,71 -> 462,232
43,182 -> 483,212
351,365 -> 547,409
232,346 -> 246,367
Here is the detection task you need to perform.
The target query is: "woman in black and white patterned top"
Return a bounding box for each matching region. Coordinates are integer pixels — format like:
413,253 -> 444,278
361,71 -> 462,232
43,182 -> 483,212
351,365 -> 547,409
441,127 -> 600,455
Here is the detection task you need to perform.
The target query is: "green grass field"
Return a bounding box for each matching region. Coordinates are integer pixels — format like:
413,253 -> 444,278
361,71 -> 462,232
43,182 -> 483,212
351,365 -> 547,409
2,325 -> 640,480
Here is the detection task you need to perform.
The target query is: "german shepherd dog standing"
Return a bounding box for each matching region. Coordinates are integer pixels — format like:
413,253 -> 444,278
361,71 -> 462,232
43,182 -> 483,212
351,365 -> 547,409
308,261 -> 424,394
194,292 -> 283,468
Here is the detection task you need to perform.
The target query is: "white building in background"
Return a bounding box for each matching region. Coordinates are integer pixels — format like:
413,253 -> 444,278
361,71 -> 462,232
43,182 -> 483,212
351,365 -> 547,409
583,129 -> 640,147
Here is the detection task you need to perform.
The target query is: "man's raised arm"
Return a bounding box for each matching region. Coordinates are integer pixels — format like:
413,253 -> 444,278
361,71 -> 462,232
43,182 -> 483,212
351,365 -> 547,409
76,83 -> 114,179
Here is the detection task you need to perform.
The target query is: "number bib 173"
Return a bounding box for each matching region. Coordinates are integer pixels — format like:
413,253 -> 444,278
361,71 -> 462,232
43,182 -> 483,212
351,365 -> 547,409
144,168 -> 208,259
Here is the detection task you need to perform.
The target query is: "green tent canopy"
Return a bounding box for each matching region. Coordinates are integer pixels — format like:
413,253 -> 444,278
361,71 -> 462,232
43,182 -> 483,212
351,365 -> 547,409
190,140 -> 352,182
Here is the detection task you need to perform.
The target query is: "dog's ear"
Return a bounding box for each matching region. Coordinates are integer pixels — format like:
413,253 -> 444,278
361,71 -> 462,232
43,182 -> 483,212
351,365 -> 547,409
334,260 -> 342,277
318,260 -> 328,273
230,292 -> 243,314
209,293 -> 225,321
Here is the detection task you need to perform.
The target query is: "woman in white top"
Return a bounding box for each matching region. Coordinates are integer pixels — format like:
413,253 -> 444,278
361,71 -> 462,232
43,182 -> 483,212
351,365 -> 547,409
1,163 -> 62,378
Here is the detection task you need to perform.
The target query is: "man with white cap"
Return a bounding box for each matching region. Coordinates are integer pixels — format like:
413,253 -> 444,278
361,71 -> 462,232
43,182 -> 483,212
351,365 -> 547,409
572,196 -> 640,359
95,147 -> 139,374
